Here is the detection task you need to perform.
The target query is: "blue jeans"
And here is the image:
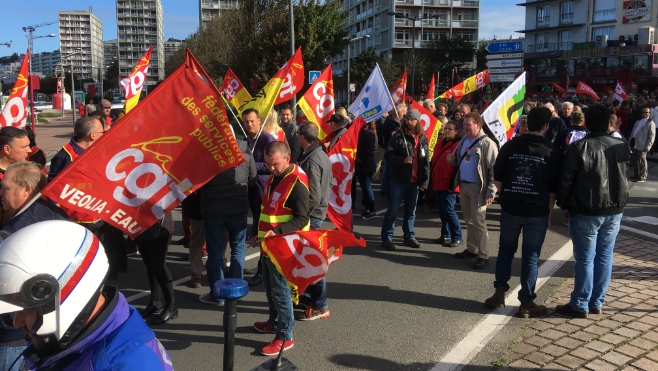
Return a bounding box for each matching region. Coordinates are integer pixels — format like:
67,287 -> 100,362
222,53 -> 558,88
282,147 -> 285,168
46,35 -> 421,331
356,172 -> 375,212
0,344 -> 26,371
381,162 -> 390,194
494,210 -> 549,303
381,180 -> 420,242
569,213 -> 622,312
262,255 -> 294,340
204,212 -> 248,301
435,190 -> 462,242
302,217 -> 328,310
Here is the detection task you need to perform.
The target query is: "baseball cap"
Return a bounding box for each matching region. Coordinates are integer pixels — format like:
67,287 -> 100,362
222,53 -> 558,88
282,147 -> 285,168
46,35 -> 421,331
101,99 -> 112,108
406,109 -> 421,121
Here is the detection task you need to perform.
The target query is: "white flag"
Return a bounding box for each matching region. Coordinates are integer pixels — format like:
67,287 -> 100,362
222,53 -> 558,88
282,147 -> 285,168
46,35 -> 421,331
482,72 -> 526,147
348,64 -> 395,123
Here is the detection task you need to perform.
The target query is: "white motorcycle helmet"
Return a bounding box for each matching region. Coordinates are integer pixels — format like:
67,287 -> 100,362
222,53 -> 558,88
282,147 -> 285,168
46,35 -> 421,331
0,220 -> 109,348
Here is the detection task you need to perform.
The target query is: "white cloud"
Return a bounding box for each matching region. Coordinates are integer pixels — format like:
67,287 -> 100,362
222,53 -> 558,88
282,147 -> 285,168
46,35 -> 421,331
479,5 -> 526,41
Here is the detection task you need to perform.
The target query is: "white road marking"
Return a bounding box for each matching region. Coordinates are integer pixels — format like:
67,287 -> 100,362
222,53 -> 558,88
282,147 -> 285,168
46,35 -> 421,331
125,251 -> 261,303
623,216 -> 658,225
431,240 -> 574,371
620,225 -> 658,242
632,186 -> 657,192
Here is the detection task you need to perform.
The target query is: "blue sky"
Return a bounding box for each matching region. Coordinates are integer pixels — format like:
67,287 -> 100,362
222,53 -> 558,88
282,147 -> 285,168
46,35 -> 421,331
1,0 -> 524,57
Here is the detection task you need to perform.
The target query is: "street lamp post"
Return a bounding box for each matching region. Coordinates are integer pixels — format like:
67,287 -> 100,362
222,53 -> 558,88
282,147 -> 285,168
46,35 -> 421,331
386,12 -> 438,100
26,33 -> 55,127
346,34 -> 370,107
61,50 -> 82,125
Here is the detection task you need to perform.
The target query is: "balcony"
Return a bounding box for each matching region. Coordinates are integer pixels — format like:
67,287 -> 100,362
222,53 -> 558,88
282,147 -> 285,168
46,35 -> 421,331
422,19 -> 449,27
526,43 -> 557,53
455,0 -> 479,6
593,8 -> 615,23
537,16 -> 550,27
452,20 -> 477,28
559,42 -> 573,50
560,12 -> 574,24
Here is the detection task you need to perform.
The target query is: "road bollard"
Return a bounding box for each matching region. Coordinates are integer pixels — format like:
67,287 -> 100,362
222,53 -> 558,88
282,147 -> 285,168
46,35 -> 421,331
213,278 -> 249,371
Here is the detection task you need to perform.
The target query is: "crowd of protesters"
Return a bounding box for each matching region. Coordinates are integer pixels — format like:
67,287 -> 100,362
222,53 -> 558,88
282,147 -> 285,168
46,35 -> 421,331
0,88 -> 655,369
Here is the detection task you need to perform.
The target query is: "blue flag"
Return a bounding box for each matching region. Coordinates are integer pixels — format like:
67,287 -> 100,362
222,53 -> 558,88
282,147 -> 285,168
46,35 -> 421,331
348,64 -> 395,123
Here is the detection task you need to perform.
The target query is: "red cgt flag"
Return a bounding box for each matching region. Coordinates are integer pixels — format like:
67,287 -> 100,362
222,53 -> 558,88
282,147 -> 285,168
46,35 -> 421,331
576,81 -> 600,100
389,69 -> 407,106
613,80 -> 628,102
551,82 -> 566,98
275,47 -> 304,105
407,96 -> 443,160
41,51 -> 246,238
326,117 -> 367,231
426,73 -> 436,101
219,68 -> 252,110
0,50 -> 29,128
298,64 -> 334,140
261,229 -> 366,302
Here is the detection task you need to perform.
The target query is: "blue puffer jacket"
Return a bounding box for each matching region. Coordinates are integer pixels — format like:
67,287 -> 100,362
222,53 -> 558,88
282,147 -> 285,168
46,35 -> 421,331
22,286 -> 173,371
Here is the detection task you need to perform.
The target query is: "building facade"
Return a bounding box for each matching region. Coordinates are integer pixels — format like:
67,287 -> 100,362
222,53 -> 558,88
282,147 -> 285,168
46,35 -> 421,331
58,10 -> 104,81
199,0 -> 239,29
116,0 -> 165,85
164,38 -> 184,60
333,0 -> 479,102
520,0 -> 658,95
31,50 -> 61,76
104,39 -> 118,70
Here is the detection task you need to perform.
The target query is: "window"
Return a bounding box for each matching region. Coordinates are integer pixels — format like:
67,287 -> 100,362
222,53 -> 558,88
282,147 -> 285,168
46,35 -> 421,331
560,1 -> 574,23
559,30 -> 573,50
537,5 -> 550,27
422,30 -> 445,41
395,10 -> 410,25
374,33 -> 381,45
395,30 -> 410,46
457,12 -> 475,20
606,57 -> 620,68
593,0 -> 616,22
592,26 -> 615,40
536,33 -> 549,51
634,55 -> 648,73
455,31 -> 475,41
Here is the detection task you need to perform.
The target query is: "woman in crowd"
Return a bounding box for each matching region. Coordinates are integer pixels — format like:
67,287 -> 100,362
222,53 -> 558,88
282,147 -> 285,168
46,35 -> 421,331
355,119 -> 378,220
430,120 -> 463,247
262,110 -> 286,143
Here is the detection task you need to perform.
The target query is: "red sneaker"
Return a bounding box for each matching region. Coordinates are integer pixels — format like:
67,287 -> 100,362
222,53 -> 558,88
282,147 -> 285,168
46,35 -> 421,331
253,321 -> 276,333
261,338 -> 294,356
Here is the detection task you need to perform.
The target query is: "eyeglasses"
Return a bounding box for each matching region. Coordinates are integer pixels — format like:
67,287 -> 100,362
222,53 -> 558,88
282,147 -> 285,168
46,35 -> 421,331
93,130 -> 106,135
442,127 -> 455,131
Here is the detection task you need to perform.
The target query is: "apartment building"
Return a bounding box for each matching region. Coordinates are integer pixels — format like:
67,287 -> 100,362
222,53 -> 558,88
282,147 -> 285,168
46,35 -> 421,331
199,0 -> 239,29
58,10 -> 104,81
164,38 -> 184,60
333,0 -> 480,102
104,39 -> 118,70
116,0 -> 165,85
520,0 -> 658,94
31,50 -> 61,76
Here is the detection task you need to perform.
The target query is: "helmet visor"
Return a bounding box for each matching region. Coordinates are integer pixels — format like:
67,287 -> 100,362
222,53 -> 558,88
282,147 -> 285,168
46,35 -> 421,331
0,254 -> 57,315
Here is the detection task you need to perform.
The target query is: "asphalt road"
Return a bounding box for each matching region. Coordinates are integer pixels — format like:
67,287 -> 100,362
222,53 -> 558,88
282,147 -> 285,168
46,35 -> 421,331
114,184 -> 577,371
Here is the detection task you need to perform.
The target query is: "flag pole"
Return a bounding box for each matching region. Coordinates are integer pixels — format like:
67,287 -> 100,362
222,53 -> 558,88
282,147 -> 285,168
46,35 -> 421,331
221,93 -> 248,139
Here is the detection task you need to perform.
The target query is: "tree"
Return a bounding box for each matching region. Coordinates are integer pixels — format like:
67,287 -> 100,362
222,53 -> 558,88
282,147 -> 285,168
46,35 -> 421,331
476,39 -> 493,72
165,0 -> 349,95
421,37 -> 476,86
104,58 -> 120,91
350,48 -> 382,91
37,76 -> 58,95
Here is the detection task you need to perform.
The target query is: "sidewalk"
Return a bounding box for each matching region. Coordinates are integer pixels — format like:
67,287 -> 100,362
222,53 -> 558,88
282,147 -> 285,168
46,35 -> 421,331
498,233 -> 658,371
33,113 -> 75,158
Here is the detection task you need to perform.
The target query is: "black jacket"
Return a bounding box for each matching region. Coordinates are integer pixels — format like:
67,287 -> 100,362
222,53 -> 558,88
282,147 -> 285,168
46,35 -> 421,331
557,132 -> 631,216
544,116 -> 566,145
200,140 -> 256,217
385,129 -> 430,189
381,117 -> 400,148
281,122 -> 301,163
355,127 -> 377,173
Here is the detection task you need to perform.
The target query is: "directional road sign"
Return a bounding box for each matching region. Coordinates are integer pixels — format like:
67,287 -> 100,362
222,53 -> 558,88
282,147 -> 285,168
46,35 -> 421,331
485,41 -> 523,54
486,59 -> 523,69
489,74 -> 516,82
486,53 -> 523,60
489,67 -> 523,74
309,70 -> 321,84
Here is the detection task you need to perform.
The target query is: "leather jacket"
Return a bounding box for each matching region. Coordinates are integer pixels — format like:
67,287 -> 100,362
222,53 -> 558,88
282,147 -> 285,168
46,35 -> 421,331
557,132 -> 631,216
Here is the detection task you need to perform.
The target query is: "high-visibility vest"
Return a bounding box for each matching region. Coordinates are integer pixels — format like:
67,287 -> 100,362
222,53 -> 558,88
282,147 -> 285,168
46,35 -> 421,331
59,143 -> 96,224
258,164 -> 310,239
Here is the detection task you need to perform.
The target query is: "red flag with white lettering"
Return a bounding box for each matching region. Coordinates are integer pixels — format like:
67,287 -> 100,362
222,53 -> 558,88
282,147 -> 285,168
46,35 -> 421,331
576,81 -> 600,100
261,229 -> 366,302
274,47 -> 304,105
0,51 -> 29,128
613,80 -> 628,102
219,68 -> 252,110
298,64 -> 334,140
41,51 -> 246,238
326,117 -> 367,231
389,69 -> 407,106
407,96 -> 443,160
